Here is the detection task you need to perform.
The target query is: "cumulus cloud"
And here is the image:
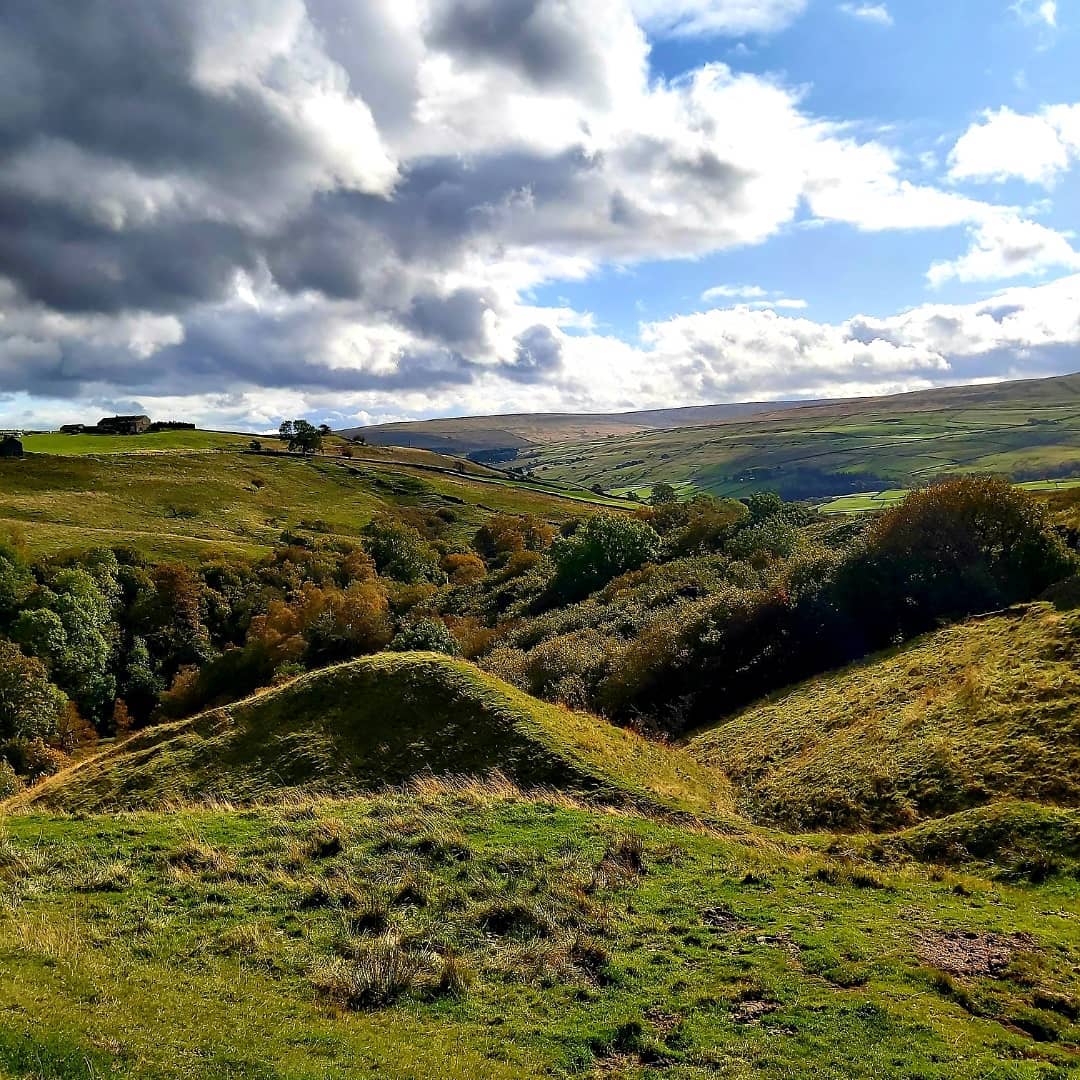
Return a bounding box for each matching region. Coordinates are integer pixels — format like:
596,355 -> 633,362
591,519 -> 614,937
1,0 -> 1078,428
838,4 -> 894,27
629,0 -> 808,37
927,216 -> 1080,286
949,104 -> 1080,187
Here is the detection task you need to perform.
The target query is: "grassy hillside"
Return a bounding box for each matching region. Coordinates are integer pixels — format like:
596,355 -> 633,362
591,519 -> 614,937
15,652 -> 734,817
343,400 -> 809,456
19,429 -> 257,455
1,788 -> 1077,1079
688,603 -> 1080,831
518,372 -> 1080,500
0,449 -> 622,563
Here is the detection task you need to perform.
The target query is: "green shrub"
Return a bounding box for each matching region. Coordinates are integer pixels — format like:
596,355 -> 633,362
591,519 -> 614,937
390,619 -> 461,656
550,514 -> 660,601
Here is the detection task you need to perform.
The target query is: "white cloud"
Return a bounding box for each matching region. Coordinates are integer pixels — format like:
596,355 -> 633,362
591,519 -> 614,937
1012,0 -> 1057,27
701,284 -> 807,309
838,4 -> 893,27
927,216 -> 1080,286
629,0 -> 807,37
949,105 -> 1080,187
701,284 -> 769,300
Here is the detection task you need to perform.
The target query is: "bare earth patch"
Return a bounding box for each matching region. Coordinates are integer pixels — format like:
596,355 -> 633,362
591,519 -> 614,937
915,930 -> 1034,977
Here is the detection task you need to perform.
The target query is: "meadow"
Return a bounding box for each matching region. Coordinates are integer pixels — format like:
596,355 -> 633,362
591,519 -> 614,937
0,448 -> 626,563
3,785 -> 1078,1080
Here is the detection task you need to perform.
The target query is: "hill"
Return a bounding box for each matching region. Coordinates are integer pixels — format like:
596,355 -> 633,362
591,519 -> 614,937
515,372 -> 1080,500
687,602 -> 1080,831
342,399 -> 814,458
0,445 -> 626,563
15,652 -> 734,817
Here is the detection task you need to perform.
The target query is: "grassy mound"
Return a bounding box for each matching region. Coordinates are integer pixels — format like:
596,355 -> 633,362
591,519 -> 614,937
876,801 -> 1080,878
15,652 -> 733,816
687,604 -> 1080,831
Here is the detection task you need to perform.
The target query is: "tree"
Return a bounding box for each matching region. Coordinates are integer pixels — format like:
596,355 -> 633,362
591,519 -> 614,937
650,482 -> 678,506
442,552 -> 487,586
362,516 -> 441,583
284,420 -> 323,455
318,423 -> 332,437
249,439 -> 263,452
846,476 -> 1076,638
0,639 -> 66,742
10,608 -> 67,665
0,544 -> 32,621
278,420 -> 295,443
550,512 -> 661,600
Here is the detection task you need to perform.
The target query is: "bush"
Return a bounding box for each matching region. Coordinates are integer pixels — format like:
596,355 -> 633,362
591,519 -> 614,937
0,759 -> 21,799
0,639 -> 67,742
390,619 -> 461,656
550,513 -> 660,601
844,477 -> 1076,639
362,516 -> 442,584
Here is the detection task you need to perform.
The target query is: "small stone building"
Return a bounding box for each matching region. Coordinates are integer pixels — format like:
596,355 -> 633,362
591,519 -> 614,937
96,414 -> 152,435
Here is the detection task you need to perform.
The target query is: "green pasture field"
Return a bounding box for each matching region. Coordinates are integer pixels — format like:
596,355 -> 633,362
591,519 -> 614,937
818,477 -> 1080,514
20,430 -> 258,455
1,789 -> 1077,1080
0,452 -> 617,563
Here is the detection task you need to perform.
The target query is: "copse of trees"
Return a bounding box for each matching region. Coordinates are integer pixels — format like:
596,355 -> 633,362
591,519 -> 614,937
279,419 -> 324,455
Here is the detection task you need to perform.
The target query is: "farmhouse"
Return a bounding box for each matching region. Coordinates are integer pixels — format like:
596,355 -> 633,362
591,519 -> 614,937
97,414 -> 152,435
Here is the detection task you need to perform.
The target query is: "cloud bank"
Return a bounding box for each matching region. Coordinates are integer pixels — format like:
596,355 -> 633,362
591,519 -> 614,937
1,0 -> 1078,430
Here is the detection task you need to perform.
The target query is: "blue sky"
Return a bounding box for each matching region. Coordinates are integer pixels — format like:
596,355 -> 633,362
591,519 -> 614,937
1,0 -> 1079,430
538,0 -> 1080,332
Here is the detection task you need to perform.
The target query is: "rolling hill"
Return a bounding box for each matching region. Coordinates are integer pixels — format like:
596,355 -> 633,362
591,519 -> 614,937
15,651 -> 734,817
0,442 -> 626,563
341,399 -> 817,457
687,602 -> 1080,831
501,372 -> 1080,500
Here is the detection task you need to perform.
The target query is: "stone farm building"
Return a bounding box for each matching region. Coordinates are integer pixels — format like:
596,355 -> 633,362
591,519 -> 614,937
97,415 -> 152,435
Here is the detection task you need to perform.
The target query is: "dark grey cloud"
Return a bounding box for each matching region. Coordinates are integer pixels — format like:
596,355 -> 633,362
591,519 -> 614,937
504,324 -> 564,382
406,288 -> 496,352
427,0 -> 610,99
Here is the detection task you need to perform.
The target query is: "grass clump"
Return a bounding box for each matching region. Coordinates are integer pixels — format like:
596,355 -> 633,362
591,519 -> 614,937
313,935 -> 436,1009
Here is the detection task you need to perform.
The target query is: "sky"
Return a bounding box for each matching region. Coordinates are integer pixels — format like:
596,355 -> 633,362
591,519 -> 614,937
1,1 -> 1079,432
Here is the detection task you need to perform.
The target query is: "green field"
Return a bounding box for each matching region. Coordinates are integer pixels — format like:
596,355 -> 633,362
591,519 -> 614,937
0,448 -> 626,563
2,785 -> 1077,1079
818,477 -> 1080,514
20,429 -> 258,455
513,374 -> 1080,501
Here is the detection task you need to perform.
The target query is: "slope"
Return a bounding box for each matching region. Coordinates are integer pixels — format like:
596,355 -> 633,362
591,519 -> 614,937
14,652 -> 734,816
687,602 -> 1080,831
519,371 -> 1080,499
342,399 -> 813,457
0,447 -> 620,563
